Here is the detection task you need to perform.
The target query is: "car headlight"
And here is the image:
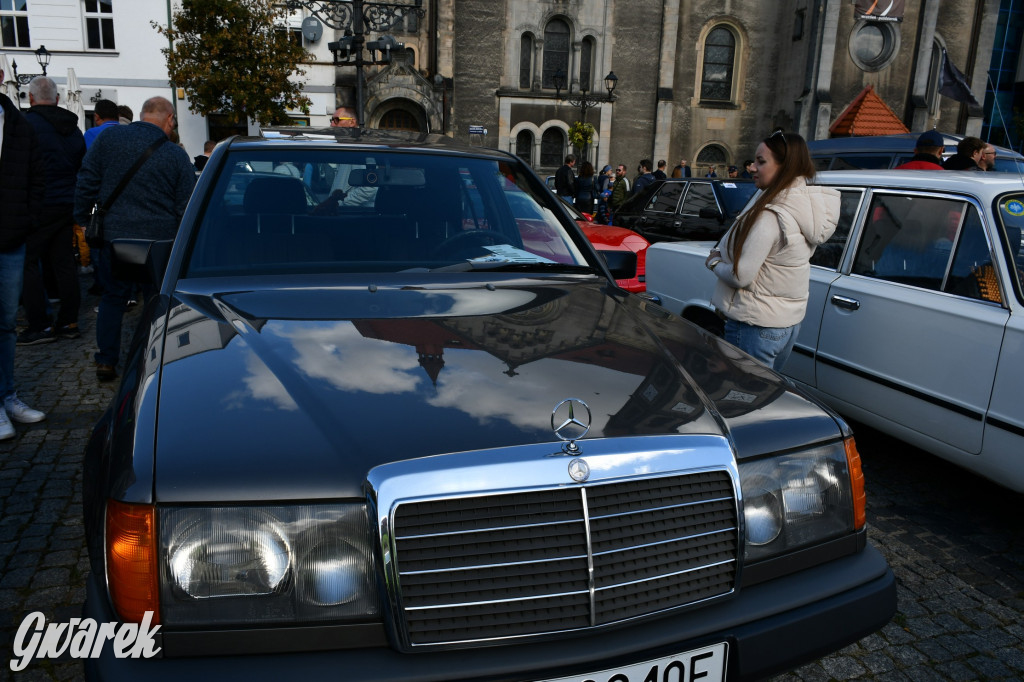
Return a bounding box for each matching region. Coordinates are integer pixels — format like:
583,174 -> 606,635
158,504 -> 379,626
739,438 -> 864,563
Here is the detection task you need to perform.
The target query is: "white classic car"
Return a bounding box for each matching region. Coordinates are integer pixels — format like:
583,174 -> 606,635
646,170 -> 1024,492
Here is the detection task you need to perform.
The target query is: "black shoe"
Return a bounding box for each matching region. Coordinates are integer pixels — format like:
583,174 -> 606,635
16,328 -> 56,346
96,363 -> 118,382
56,324 -> 81,340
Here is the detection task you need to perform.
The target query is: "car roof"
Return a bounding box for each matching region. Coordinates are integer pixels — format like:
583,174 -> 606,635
815,169 -> 1024,195
230,126 -> 514,161
807,133 -> 1024,160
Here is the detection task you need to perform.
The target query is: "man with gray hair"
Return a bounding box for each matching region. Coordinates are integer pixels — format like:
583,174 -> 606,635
74,96 -> 196,381
17,76 -> 86,346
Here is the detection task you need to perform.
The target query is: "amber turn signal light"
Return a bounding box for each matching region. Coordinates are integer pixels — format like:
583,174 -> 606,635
844,437 -> 866,531
106,499 -> 160,624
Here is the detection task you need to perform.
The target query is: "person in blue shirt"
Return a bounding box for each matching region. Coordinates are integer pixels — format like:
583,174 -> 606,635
83,99 -> 120,149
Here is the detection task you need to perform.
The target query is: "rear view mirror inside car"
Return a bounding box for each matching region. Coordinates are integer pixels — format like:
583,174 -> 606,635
348,167 -> 426,187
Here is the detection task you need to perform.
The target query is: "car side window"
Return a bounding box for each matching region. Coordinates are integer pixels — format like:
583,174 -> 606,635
852,194 -> 964,291
645,182 -> 684,213
811,189 -> 862,270
679,183 -> 717,216
942,207 -> 1002,303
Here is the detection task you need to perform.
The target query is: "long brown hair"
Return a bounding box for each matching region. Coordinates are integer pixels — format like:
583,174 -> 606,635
726,130 -> 816,274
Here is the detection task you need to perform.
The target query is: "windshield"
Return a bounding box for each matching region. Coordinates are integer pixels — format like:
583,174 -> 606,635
185,150 -> 590,276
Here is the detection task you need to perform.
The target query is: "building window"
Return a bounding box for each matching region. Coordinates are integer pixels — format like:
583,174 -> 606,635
519,33 -> 533,90
1,0 -> 31,49
84,0 -> 115,50
701,27 -> 735,101
515,130 -> 533,165
540,128 -> 566,167
848,20 -> 900,72
542,18 -> 570,89
580,37 -> 593,92
380,109 -> 420,132
926,40 -> 943,114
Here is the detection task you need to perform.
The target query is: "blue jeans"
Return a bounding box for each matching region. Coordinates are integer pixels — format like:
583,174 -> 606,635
724,318 -> 800,372
93,243 -> 134,367
0,245 -> 25,400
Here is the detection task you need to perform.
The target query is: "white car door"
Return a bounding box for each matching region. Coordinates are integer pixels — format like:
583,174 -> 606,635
814,190 -> 1008,455
783,188 -> 865,386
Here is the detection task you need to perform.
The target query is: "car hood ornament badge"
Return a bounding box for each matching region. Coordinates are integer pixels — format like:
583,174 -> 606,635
552,398 -> 591,456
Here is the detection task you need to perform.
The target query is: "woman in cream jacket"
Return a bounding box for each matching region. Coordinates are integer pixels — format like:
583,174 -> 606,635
705,130 -> 840,370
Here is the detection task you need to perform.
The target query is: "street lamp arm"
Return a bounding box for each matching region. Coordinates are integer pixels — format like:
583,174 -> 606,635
287,0 -> 424,32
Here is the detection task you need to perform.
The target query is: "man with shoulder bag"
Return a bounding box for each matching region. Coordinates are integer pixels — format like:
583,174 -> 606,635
74,96 -> 196,381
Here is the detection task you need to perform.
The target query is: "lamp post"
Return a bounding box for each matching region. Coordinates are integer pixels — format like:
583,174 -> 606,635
553,68 -> 618,122
286,0 -> 424,127
10,45 -> 51,106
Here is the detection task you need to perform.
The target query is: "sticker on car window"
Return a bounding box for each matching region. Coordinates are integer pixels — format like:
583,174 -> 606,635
722,183 -> 737,188
469,244 -> 558,264
1003,199 -> 1024,217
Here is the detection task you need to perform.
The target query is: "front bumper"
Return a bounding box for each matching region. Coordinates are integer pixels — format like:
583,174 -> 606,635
84,544 -> 895,682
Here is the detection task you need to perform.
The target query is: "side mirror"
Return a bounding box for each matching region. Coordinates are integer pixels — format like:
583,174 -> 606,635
111,239 -> 173,287
600,250 -> 637,281
699,207 -> 725,224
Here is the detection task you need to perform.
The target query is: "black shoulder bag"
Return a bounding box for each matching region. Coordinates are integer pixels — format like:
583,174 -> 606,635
85,136 -> 168,246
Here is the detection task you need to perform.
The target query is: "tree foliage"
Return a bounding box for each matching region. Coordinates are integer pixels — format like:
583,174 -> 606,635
154,0 -> 312,125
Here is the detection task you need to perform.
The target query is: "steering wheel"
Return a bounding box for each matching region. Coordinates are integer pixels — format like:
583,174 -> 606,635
430,230 -> 511,259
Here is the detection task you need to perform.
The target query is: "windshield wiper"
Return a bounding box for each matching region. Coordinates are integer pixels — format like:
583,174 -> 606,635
431,260 -> 595,274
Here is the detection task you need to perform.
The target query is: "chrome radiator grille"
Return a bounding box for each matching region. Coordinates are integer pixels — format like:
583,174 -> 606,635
391,470 -> 738,646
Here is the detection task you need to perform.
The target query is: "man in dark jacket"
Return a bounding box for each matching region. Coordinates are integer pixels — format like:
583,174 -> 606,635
17,77 -> 86,345
0,69 -> 47,439
632,159 -> 656,195
74,96 -> 196,381
942,136 -> 985,171
554,154 -> 576,199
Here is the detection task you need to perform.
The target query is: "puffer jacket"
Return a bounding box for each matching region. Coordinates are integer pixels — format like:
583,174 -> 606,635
711,177 -> 840,328
0,93 -> 44,251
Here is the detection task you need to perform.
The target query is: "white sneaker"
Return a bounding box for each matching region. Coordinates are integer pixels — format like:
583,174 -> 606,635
0,409 -> 13,440
4,394 -> 46,424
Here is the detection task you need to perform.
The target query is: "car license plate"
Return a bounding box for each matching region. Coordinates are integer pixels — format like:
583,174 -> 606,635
536,642 -> 727,682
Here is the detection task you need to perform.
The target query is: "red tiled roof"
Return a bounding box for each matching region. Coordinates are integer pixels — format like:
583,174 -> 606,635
829,85 -> 909,137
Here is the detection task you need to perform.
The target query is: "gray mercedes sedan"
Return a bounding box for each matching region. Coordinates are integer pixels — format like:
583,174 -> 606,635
82,128 -> 894,681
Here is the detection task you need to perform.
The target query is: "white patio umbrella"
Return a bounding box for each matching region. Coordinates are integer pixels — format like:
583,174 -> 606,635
65,67 -> 85,131
0,53 -> 21,103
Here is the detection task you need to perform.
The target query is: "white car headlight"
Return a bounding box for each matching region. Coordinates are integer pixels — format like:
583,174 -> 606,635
739,441 -> 859,563
159,504 -> 378,626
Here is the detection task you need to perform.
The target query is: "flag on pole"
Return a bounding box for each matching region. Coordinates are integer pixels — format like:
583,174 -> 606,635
938,49 -> 983,116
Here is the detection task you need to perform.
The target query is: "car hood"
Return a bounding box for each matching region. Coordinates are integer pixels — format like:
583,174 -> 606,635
153,279 -> 841,502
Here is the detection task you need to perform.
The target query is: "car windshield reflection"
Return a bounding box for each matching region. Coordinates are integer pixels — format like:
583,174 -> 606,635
185,150 -> 590,276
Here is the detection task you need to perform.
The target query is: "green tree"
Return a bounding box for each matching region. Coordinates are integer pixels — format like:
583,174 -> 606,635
154,0 -> 312,126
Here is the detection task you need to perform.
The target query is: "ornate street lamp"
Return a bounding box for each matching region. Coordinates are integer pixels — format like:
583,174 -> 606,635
553,68 -> 619,122
9,45 -> 51,108
286,0 -> 424,127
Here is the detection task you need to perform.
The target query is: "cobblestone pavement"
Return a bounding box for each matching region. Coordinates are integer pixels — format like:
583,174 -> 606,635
0,280 -> 1022,680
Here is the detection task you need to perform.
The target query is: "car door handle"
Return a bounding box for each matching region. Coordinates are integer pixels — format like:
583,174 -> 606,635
673,220 -> 682,227
830,295 -> 860,311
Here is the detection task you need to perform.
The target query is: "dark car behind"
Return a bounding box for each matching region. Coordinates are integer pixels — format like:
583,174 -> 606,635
612,178 -> 758,243
807,132 -> 1024,173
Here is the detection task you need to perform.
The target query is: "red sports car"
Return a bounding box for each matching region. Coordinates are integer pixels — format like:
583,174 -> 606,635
561,199 -> 650,293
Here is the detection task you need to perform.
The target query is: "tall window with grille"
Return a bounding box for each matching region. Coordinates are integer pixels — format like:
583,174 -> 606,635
84,0 -> 115,50
515,130 -> 533,165
540,128 -> 566,168
519,33 -> 533,90
580,37 -> 593,92
1,0 -> 31,49
701,26 -> 735,102
542,18 -> 569,89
